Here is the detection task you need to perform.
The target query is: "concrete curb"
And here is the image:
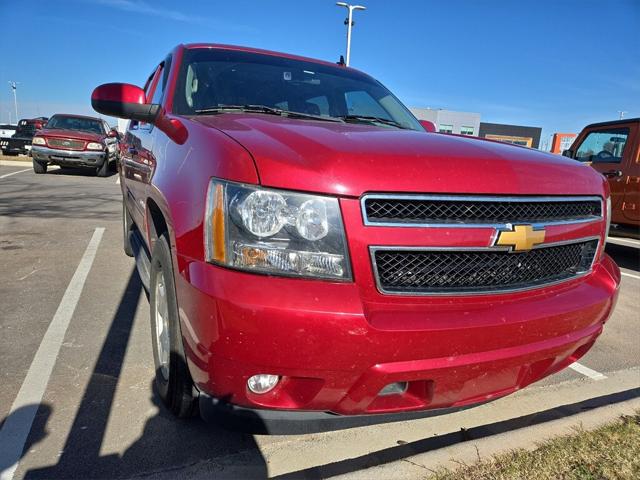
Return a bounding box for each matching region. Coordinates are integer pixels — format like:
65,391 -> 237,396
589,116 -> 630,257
0,160 -> 32,167
258,367 -> 640,479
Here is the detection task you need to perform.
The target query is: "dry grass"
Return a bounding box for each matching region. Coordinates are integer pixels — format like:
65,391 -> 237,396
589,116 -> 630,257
429,412 -> 640,480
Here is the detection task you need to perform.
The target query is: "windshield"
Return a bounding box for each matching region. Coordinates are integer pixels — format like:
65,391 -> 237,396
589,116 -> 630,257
174,48 -> 422,131
46,116 -> 105,134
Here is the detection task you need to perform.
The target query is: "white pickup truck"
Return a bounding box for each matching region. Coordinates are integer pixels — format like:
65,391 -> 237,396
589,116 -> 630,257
0,124 -> 17,139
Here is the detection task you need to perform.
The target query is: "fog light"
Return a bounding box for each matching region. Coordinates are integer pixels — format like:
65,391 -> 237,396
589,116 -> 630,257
379,382 -> 408,396
247,374 -> 280,394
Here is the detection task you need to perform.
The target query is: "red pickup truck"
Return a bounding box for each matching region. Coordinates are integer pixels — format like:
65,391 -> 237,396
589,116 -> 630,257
92,44 -> 620,433
31,114 -> 119,176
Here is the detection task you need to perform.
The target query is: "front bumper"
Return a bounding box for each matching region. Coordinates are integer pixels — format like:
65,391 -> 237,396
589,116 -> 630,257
0,138 -> 31,154
176,251 -> 620,420
31,146 -> 106,167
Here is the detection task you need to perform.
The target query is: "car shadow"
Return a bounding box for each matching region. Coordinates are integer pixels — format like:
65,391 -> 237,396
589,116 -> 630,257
605,242 -> 640,272
24,269 -> 268,479
0,404 -> 52,475
49,166 -> 117,178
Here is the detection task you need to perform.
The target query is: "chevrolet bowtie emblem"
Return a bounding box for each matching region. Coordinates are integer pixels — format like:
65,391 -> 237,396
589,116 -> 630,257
494,224 -> 545,252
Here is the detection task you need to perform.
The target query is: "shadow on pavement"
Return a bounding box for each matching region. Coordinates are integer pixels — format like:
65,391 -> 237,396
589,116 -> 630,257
272,387 -> 640,479
24,269 -> 268,479
49,167 -> 117,178
0,404 -> 52,475
605,242 -> 640,272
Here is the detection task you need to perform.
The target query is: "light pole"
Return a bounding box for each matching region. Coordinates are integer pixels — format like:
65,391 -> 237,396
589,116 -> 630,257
336,2 -> 366,66
618,110 -> 627,120
9,81 -> 19,123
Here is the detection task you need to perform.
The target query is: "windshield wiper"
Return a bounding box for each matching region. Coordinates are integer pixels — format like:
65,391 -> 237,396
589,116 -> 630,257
340,115 -> 409,129
194,104 -> 341,122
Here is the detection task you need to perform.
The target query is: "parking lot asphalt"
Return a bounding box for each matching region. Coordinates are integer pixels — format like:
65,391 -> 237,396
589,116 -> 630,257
0,163 -> 639,479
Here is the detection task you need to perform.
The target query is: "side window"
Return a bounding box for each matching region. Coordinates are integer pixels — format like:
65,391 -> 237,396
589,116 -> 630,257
575,128 -> 629,163
344,91 -> 391,119
151,57 -> 171,105
132,66 -> 163,131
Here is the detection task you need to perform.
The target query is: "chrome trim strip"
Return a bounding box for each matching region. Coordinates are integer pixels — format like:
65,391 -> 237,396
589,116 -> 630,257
360,194 -> 604,228
369,236 -> 601,297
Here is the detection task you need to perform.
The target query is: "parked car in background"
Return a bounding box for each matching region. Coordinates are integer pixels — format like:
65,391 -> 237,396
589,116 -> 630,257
92,44 -> 619,433
564,118 -> 639,237
0,123 -> 17,139
30,114 -> 119,176
0,117 -> 47,155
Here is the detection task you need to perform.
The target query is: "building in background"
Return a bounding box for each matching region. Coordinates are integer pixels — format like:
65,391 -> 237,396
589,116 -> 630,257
478,122 -> 542,148
410,108 -> 480,136
550,133 -> 577,154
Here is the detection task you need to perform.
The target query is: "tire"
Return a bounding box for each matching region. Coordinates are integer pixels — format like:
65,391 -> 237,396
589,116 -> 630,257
33,159 -> 47,174
96,158 -> 109,177
149,233 -> 198,418
122,202 -> 134,257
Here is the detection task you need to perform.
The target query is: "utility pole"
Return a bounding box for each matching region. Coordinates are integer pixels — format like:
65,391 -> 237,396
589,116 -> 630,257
618,111 -> 627,120
336,3 -> 366,66
8,81 -> 19,123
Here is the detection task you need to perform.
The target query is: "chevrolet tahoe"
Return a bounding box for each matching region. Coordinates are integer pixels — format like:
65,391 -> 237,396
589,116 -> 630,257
91,44 -> 620,433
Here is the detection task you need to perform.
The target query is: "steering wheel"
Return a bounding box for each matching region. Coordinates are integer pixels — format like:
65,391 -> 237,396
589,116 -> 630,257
595,150 -> 614,160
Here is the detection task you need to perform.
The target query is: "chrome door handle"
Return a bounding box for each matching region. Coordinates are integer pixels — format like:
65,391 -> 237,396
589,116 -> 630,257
603,170 -> 622,178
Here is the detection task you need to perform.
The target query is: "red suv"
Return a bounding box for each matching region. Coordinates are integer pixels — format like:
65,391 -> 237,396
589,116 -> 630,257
92,44 -> 620,433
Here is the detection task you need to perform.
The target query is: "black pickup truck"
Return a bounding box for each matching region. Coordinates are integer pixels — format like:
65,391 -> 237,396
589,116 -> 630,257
0,117 -> 48,155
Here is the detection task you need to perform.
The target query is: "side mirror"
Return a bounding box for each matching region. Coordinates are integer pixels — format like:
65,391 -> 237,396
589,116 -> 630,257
562,149 -> 573,158
419,120 -> 436,133
91,83 -> 160,123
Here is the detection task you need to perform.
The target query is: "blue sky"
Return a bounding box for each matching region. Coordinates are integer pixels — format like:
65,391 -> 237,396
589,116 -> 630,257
0,0 -> 638,147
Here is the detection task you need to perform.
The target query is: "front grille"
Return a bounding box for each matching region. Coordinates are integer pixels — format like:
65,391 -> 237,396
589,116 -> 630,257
47,138 -> 85,150
363,196 -> 602,225
372,240 -> 599,295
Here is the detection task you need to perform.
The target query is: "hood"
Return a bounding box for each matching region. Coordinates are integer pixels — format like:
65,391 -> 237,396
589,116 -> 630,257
193,114 -> 604,197
39,128 -> 104,143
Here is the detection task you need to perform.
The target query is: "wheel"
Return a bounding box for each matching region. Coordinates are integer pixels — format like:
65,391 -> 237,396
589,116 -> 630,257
33,159 -> 47,174
122,202 -> 134,257
149,233 -> 198,418
96,158 -> 109,177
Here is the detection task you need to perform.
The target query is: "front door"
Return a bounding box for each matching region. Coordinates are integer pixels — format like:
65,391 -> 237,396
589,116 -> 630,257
573,124 -> 633,225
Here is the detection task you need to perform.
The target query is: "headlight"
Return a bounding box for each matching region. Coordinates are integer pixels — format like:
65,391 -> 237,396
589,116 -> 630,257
204,179 -> 352,280
32,137 -> 46,145
86,142 -> 104,150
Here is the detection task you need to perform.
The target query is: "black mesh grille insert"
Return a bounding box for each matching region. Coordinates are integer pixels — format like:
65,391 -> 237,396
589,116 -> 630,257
373,240 -> 598,294
364,197 -> 601,224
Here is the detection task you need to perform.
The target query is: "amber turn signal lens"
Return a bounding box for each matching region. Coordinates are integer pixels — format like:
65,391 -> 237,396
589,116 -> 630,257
211,183 -> 226,263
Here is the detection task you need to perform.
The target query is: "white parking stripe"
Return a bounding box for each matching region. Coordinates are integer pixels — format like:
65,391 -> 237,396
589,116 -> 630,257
609,237 -> 640,247
0,168 -> 31,179
621,271 -> 640,280
569,362 -> 607,380
0,228 -> 104,480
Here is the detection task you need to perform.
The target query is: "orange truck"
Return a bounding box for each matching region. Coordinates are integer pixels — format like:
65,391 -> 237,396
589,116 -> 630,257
565,118 -> 640,237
